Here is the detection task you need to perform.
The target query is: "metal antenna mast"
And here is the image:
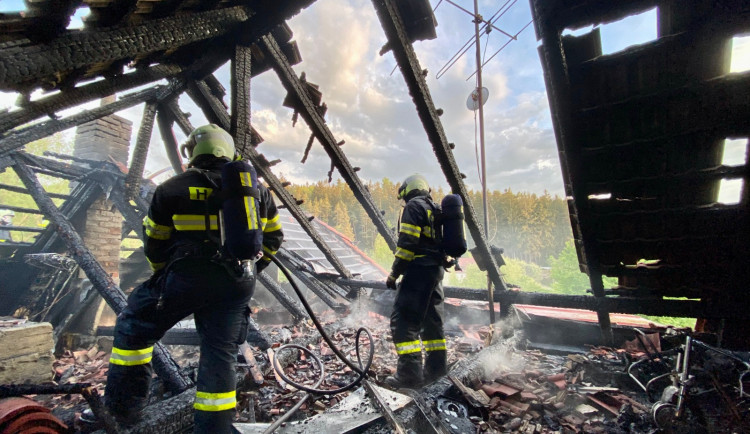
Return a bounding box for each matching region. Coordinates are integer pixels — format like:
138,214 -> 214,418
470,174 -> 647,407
435,0 -> 531,326
471,0 -> 496,325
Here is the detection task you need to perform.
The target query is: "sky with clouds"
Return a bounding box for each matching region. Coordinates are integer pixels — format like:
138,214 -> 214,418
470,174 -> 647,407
1,0 -> 748,198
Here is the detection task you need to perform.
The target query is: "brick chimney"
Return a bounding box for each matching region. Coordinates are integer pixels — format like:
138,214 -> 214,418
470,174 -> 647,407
71,104 -> 132,331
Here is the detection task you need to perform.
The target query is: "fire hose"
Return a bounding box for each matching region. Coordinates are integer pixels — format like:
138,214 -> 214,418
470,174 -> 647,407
263,255 -> 376,433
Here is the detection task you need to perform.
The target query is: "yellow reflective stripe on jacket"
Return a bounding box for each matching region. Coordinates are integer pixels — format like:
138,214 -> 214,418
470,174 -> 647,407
239,172 -> 259,230
194,390 -> 236,412
262,214 -> 282,232
394,340 -> 422,355
423,339 -> 446,352
110,346 -> 153,366
146,257 -> 165,272
422,225 -> 435,238
144,216 -> 172,240
189,187 -> 214,201
263,245 -> 278,256
172,214 -> 218,231
395,247 -> 415,261
399,223 -> 421,237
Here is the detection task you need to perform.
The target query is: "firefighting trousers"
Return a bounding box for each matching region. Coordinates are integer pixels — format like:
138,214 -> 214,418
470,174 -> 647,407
104,258 -> 254,434
390,264 -> 446,385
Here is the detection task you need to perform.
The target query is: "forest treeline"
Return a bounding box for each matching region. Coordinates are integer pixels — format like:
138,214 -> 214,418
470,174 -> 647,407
286,178 -> 572,266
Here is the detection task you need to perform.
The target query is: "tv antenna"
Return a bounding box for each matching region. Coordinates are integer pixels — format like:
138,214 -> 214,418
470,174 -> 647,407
435,0 -> 532,325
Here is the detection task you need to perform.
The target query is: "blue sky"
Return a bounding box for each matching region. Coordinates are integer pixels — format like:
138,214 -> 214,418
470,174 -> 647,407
1,1 -> 748,200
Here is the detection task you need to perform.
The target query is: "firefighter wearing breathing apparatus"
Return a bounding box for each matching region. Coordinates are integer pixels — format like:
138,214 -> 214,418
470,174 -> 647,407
384,174 -> 448,389
103,124 -> 283,432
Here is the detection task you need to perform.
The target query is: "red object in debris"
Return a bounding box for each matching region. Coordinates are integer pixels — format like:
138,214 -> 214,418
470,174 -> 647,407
0,397 -> 68,433
546,373 -> 566,390
514,305 -> 665,328
586,392 -> 622,415
622,332 -> 661,354
491,398 -> 527,415
481,382 -> 520,398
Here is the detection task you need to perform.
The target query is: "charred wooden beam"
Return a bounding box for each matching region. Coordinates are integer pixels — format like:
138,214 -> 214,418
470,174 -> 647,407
230,43 -> 253,156
0,204 -> 43,215
0,225 -> 45,233
33,180 -> 100,255
98,318 -> 273,350
531,0 -> 658,35
247,316 -> 273,351
24,253 -> 77,270
529,0 -> 615,344
0,86 -> 161,157
187,78 -> 263,146
187,79 -> 229,130
0,64 -> 182,134
239,343 -> 264,385
125,102 -> 157,201
161,99 -> 194,136
10,156 -> 192,393
19,152 -> 151,239
107,178 -> 148,238
0,6 -> 253,92
17,152 -> 89,178
260,33 -> 397,252
187,74 -> 354,279
0,183 -> 70,199
277,249 -> 346,311
156,107 -> 185,175
0,382 -> 91,398
335,278 -> 750,320
584,164 -> 748,195
120,386 -> 196,434
371,0 -> 509,302
257,271 -> 307,323
362,380 -> 407,434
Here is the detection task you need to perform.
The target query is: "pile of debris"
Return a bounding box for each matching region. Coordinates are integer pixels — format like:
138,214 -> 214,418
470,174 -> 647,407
234,310 -> 490,425
448,346 -> 654,433
4,309 -> 750,433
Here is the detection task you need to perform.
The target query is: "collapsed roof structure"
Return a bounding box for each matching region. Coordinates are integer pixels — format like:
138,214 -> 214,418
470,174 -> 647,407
0,0 -> 749,432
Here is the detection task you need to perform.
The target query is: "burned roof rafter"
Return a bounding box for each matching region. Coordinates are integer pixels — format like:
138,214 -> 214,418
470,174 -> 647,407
0,6 -> 253,93
260,33 -> 398,252
9,153 -> 193,393
124,101 -> 157,201
0,80 -> 184,157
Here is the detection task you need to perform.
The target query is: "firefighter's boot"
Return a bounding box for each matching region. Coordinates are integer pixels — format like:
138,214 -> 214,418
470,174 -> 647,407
424,348 -> 447,385
384,353 -> 423,389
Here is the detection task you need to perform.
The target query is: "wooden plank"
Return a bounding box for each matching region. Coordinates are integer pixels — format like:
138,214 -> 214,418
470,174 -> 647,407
267,348 -> 293,391
239,343 -> 264,386
0,321 -> 54,384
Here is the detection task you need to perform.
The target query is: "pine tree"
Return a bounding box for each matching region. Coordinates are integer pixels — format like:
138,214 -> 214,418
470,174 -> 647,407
332,201 -> 354,240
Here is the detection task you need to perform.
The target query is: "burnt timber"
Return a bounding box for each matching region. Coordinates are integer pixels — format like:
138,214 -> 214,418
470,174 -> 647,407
529,0 -> 750,347
0,1 -> 748,431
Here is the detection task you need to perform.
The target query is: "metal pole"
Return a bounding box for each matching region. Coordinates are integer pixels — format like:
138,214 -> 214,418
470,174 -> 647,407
473,0 -> 495,325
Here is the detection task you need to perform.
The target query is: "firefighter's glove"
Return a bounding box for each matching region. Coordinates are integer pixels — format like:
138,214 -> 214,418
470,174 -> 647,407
442,256 -> 456,270
386,273 -> 399,290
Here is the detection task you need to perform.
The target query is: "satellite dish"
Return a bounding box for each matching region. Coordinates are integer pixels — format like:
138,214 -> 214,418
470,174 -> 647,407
466,87 -> 489,111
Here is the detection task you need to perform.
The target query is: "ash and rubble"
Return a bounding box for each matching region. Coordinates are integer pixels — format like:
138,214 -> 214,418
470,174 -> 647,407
21,296 -> 748,434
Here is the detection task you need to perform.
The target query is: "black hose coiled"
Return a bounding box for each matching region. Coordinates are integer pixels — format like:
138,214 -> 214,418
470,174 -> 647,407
262,255 -> 375,433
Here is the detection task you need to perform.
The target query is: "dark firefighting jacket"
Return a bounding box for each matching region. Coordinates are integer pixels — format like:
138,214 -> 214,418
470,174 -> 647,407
391,191 -> 444,277
142,157 -> 283,271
